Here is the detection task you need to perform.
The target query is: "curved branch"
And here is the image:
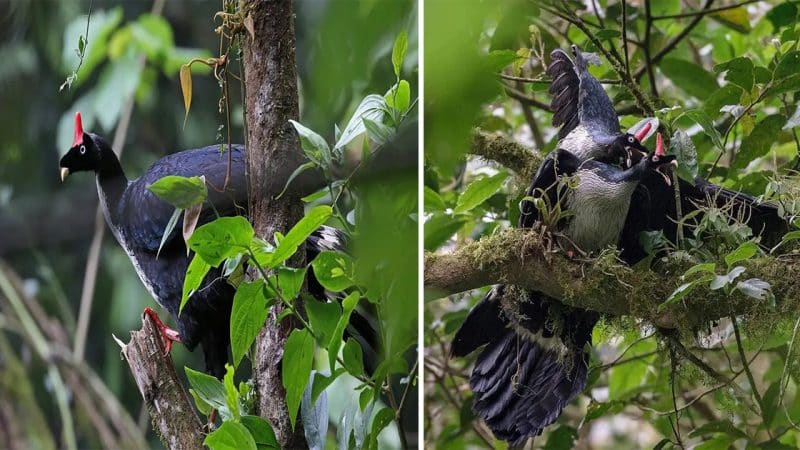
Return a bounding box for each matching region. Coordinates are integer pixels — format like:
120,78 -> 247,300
424,228 -> 800,329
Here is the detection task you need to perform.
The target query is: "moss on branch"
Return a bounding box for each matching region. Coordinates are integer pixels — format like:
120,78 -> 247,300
471,130 -> 542,182
424,228 -> 800,330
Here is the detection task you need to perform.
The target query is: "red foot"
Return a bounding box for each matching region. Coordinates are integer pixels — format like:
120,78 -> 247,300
143,307 -> 182,355
566,249 -> 575,258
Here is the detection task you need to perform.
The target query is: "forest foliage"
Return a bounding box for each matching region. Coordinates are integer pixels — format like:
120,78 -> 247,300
425,1 -> 800,449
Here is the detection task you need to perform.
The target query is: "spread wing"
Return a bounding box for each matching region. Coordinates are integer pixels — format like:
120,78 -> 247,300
547,48 -> 620,142
120,145 -> 248,253
519,149 -> 581,229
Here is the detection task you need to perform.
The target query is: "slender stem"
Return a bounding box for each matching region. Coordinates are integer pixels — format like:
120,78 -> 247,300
503,85 -> 553,112
653,0 -> 761,20
732,315 -> 764,412
643,0 -> 660,97
621,0 -> 630,78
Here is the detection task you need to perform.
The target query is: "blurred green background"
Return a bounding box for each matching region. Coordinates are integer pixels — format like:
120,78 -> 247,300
0,0 -> 416,448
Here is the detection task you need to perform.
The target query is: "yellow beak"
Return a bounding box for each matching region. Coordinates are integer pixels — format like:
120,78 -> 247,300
60,167 -> 70,182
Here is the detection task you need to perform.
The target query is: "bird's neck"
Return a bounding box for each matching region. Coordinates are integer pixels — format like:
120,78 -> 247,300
95,146 -> 128,223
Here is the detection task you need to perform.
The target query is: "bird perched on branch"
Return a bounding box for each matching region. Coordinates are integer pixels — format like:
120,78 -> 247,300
453,134 -> 676,445
58,112 -> 373,378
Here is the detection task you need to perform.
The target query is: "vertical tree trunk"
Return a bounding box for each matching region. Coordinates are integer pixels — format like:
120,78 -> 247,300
242,0 -> 306,447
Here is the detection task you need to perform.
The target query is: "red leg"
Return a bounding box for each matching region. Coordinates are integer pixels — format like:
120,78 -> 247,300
143,307 -> 182,355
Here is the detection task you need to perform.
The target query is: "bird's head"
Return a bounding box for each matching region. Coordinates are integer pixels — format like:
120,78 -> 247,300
610,122 -> 651,168
59,112 -> 103,181
641,132 -> 677,185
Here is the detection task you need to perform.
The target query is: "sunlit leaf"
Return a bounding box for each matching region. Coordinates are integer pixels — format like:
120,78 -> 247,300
391,30 -> 407,78
180,64 -> 192,127
282,328 -> 314,429
241,416 -> 279,449
180,254 -> 211,313
148,175 -> 208,210
204,421 -> 257,450
453,172 -> 508,214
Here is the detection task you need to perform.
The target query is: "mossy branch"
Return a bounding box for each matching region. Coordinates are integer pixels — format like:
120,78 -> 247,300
424,228 -> 800,329
471,130 -> 542,182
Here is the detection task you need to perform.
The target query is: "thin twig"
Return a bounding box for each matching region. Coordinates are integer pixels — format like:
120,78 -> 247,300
503,85 -> 553,112
653,0 -> 761,20
731,315 -> 764,413
643,0 -> 660,97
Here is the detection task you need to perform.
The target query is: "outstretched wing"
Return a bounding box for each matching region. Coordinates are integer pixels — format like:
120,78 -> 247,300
548,47 -> 620,142
120,145 -> 248,254
519,149 -> 581,229
547,49 -> 581,139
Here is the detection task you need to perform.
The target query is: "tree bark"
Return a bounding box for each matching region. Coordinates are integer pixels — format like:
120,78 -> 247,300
121,313 -> 204,450
242,0 -> 306,447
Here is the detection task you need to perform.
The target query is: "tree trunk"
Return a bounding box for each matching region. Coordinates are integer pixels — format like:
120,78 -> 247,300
242,0 -> 306,447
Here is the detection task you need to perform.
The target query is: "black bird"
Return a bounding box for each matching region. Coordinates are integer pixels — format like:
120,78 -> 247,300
548,45 -> 651,166
59,112 -> 357,378
548,45 -> 785,254
453,136 -> 676,445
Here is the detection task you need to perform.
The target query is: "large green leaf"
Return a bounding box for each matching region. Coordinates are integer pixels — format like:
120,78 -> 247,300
180,254 -> 211,313
223,365 -> 242,421
543,426 -> 579,450
327,292 -> 359,371
240,416 -> 279,449
289,120 -> 332,169
188,216 -> 254,266
732,115 -> 786,170
334,95 -> 387,151
453,172 -> 507,214
230,281 -> 275,368
342,338 -> 364,378
305,297 -> 341,345
310,250 -> 355,292
660,58 -> 719,100
391,30 -> 408,77
270,206 -> 332,267
148,175 -> 207,209
714,57 -> 754,92
204,421 -> 257,450
282,328 -> 315,429
185,367 -> 231,419
424,213 -> 466,250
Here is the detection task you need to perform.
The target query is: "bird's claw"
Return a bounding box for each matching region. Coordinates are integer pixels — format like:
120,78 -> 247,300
143,307 -> 182,356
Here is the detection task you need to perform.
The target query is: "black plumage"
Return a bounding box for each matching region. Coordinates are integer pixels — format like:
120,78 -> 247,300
59,112 -> 363,378
455,141 -> 676,445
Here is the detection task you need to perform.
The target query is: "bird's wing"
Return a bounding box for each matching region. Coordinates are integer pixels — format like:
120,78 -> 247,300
519,149 -> 581,229
547,49 -> 581,139
120,145 -> 248,253
575,56 -> 620,141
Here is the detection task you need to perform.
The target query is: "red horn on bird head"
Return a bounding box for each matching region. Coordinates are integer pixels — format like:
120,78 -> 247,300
634,122 -> 652,142
656,132 -> 665,157
73,112 -> 84,147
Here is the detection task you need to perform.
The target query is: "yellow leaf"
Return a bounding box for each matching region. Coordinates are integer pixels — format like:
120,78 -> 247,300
179,64 -> 192,128
712,7 -> 751,33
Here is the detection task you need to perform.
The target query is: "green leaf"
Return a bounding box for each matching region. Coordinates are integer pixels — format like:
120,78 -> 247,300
486,49 -> 521,72
311,369 -> 345,404
327,292 -> 359,371
289,120 -> 332,169
660,274 -> 715,311
385,80 -> 411,114
453,172 -> 508,214
223,364 -> 241,421
608,338 -> 656,399
334,95 -> 387,150
660,58 -> 719,100
725,241 -> 758,267
703,84 -> 743,118
342,338 -> 364,377
180,254 -> 211,313
188,216 -> 254,266
683,262 -> 717,278
311,250 -> 354,292
241,416 -> 279,449
424,186 -> 446,211
767,2 -> 798,30
230,281 -> 275,368
185,367 -> 231,419
305,297 -> 341,345
367,407 -> 395,448
282,329 -> 314,429
774,50 -> 800,81
584,401 -> 624,424
276,161 -> 317,200
688,420 -> 748,439
156,207 -> 182,258
391,30 -> 407,78
762,381 -> 781,427
681,109 -> 723,150
715,57 -> 754,92
62,8 -> 124,87
188,388 -> 214,416
362,118 -> 395,145
711,6 -> 751,33
595,29 -> 620,40
543,425 -> 578,450
148,175 -> 208,209
732,115 -> 786,171
277,267 -> 306,300
424,214 -> 466,250
271,205 -> 332,267
204,421 -> 257,450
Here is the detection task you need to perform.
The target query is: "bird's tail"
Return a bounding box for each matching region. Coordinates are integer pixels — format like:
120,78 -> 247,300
470,320 -> 592,446
451,285 -> 509,358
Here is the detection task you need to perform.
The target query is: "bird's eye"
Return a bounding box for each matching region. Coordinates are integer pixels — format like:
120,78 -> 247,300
80,145 -> 86,155
628,136 -> 635,143
652,155 -> 660,162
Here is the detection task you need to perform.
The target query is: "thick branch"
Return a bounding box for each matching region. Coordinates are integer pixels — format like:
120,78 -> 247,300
121,314 -> 204,450
243,0 -> 305,447
424,228 -> 800,329
470,130 -> 542,181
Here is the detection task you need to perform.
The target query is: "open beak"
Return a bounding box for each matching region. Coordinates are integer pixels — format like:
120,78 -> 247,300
625,147 -> 648,168
60,167 -> 70,182
656,160 -> 678,186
